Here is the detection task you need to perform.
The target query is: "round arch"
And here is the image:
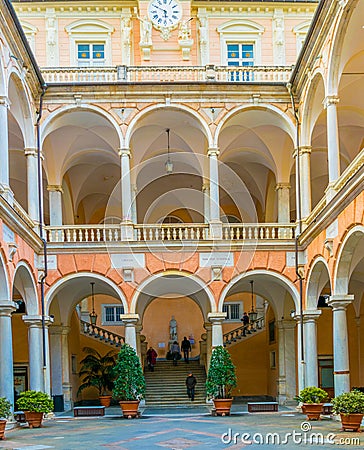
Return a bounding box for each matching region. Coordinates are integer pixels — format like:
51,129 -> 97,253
12,261 -> 38,315
130,271 -> 216,320
214,103 -> 296,148
125,104 -> 213,149
334,224 -> 364,295
218,269 -> 300,315
7,69 -> 35,149
40,104 -> 123,149
45,272 -> 128,322
0,251 -> 10,302
306,256 -> 331,309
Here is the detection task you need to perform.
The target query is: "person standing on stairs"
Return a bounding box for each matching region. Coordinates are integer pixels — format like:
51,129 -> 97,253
171,341 -> 181,366
181,336 -> 192,363
241,312 -> 249,336
186,373 -> 197,401
146,346 -> 158,372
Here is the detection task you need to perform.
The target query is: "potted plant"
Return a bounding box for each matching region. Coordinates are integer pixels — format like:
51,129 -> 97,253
332,389 -> 364,431
78,347 -> 117,407
206,346 -> 237,416
112,344 -> 145,418
294,386 -> 328,420
16,390 -> 53,428
0,397 -> 11,440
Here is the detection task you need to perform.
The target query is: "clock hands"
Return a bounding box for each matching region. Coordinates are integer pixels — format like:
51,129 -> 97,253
153,4 -> 168,16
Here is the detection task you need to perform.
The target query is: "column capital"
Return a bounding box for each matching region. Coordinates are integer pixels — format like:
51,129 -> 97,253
275,182 -> 291,191
207,148 -> 220,157
300,146 -> 312,155
323,95 -> 339,109
24,148 -> 37,157
202,182 -> 210,192
22,315 -> 54,327
208,312 -> 226,324
277,319 -> 296,330
49,325 -> 70,335
0,301 -> 17,316
0,96 -> 10,108
47,184 -> 64,193
328,294 -> 354,310
303,309 -> 322,322
118,147 -> 131,157
120,313 -> 139,325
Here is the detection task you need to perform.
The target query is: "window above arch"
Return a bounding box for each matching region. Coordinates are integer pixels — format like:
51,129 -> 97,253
293,21 -> 311,57
20,21 -> 38,53
65,20 -> 114,67
217,20 -> 265,67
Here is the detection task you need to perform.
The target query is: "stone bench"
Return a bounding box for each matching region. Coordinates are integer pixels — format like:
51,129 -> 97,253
247,402 -> 279,412
73,406 -> 105,417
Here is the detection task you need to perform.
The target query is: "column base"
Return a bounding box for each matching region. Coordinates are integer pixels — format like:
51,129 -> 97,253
209,221 -> 222,240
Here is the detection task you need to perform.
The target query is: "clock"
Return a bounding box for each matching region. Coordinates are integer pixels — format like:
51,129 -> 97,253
148,0 -> 182,30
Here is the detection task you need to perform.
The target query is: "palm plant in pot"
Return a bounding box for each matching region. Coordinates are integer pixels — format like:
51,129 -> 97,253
0,397 -> 11,440
332,389 -> 364,432
294,386 -> 328,420
78,347 -> 117,407
206,346 -> 237,416
16,390 -> 53,428
112,344 -> 145,418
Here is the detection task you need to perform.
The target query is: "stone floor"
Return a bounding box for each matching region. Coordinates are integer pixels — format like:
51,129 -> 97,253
1,403 -> 363,449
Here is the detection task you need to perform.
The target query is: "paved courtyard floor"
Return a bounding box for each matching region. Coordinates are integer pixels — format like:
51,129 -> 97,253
1,404 -> 363,450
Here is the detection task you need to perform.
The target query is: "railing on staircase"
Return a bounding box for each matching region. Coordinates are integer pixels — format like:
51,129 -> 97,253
223,316 -> 265,347
80,319 -> 125,347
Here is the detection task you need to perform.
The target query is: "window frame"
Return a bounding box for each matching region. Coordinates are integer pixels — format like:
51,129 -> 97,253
223,301 -> 243,322
77,42 -> 106,67
101,304 -> 125,326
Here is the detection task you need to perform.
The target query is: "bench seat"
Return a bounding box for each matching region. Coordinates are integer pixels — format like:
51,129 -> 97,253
73,406 -> 105,417
247,402 -> 278,412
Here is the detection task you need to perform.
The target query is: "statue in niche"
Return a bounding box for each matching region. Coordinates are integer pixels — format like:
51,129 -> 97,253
138,16 -> 152,45
169,315 -> 177,341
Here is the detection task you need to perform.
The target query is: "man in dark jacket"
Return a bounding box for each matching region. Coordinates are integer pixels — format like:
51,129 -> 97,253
181,336 -> 192,363
186,373 -> 197,401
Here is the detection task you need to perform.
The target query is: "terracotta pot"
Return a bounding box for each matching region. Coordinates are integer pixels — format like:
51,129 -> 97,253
303,403 -> 323,421
119,400 -> 140,419
340,413 -> 363,432
213,398 -> 233,416
24,411 -> 44,428
99,395 -> 112,408
0,420 -> 6,440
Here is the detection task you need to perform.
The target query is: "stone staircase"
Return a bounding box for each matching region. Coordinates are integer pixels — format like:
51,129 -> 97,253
144,360 -> 207,405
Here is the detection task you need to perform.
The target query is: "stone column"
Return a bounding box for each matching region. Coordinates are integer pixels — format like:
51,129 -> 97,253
119,148 -> 133,240
208,148 -> 222,239
61,327 -> 72,409
25,148 -> 39,222
293,313 -> 305,393
0,302 -> 17,406
275,183 -> 291,223
121,314 -> 139,351
328,295 -> 354,396
23,315 -> 53,392
0,97 -> 13,203
49,327 -> 63,397
303,310 -> 321,387
131,184 -> 138,224
208,312 -> 226,348
277,319 -> 296,404
323,95 -> 340,198
204,322 -> 212,369
47,185 -> 63,226
299,146 -> 312,219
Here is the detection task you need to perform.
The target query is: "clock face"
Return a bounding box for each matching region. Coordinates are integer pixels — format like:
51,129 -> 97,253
148,0 -> 182,29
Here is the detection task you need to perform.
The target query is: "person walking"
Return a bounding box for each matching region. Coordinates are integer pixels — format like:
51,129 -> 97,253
185,373 -> 197,401
171,341 -> 180,366
241,312 -> 250,336
181,336 -> 192,363
146,346 -> 157,372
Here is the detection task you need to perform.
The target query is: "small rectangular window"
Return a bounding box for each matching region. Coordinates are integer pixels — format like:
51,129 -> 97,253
227,43 -> 254,81
77,43 -> 105,66
102,304 -> 125,325
223,302 -> 242,321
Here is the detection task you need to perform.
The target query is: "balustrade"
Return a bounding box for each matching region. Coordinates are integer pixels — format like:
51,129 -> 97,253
41,65 -> 293,84
223,316 -> 265,347
80,320 -> 125,347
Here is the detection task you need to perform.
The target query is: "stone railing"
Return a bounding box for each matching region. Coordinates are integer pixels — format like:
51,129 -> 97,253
41,65 -> 293,84
80,319 -> 125,347
45,223 -> 295,243
222,223 -> 295,240
223,316 -> 265,347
